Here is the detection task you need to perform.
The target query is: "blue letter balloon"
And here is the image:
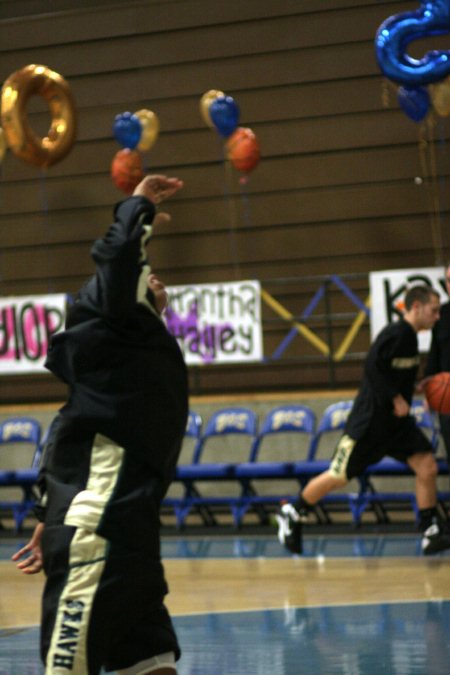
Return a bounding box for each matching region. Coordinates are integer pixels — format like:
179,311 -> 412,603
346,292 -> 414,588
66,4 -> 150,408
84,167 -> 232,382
397,85 -> 430,121
209,96 -> 240,137
113,112 -> 142,149
375,0 -> 450,86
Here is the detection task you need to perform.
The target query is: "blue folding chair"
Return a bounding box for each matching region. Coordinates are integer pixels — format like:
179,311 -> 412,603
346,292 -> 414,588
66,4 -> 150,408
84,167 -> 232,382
307,400 -> 353,461
175,407 -> 258,527
235,405 -> 316,525
0,417 -> 42,531
163,411 -> 202,521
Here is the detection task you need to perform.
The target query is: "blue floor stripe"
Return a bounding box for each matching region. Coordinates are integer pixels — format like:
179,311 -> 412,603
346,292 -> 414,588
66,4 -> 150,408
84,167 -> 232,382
2,600 -> 450,674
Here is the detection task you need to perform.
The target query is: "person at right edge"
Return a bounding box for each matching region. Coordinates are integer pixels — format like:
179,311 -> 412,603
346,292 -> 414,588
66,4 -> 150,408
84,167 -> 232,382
276,285 -> 450,556
424,263 -> 450,465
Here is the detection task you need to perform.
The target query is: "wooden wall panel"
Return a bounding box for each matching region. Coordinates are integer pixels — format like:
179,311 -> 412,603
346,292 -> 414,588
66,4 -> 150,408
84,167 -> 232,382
0,0 -> 449,402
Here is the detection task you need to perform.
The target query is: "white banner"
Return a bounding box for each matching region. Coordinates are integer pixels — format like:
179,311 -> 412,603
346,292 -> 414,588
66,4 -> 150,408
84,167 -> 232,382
0,294 -> 67,374
165,280 -> 263,365
369,267 -> 446,352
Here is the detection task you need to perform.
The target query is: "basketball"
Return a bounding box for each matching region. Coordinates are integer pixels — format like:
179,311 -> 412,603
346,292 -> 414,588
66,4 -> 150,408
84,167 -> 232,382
424,372 -> 450,414
111,148 -> 143,194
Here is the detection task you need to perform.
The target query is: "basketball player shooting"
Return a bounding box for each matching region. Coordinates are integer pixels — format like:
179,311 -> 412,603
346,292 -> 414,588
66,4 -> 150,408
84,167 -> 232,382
12,175 -> 186,675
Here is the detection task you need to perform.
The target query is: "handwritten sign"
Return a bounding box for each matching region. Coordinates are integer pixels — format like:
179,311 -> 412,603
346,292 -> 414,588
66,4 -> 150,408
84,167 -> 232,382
0,294 -> 67,374
165,280 -> 263,365
369,267 -> 446,352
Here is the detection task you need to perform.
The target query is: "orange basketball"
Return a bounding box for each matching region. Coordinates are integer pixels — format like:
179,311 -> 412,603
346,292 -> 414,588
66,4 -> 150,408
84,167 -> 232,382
424,372 -> 450,414
226,127 -> 260,173
111,148 -> 143,194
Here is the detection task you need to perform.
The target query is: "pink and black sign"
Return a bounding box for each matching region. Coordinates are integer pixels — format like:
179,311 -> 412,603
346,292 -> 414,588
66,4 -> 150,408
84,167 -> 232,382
0,294 -> 67,374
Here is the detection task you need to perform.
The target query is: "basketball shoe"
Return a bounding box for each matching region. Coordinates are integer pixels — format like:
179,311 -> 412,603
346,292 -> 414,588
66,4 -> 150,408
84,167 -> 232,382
421,522 -> 450,555
275,502 -> 306,554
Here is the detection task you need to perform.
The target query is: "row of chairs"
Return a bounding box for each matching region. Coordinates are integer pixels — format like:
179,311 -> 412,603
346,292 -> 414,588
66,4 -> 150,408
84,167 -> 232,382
0,401 -> 448,531
166,401 -> 449,528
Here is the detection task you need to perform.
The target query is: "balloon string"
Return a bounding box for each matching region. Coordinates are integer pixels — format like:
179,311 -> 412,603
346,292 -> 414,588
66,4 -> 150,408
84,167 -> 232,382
426,115 -> 444,265
437,115 -> 448,263
239,178 -> 254,230
221,144 -> 241,279
40,169 -> 55,293
419,115 -> 444,265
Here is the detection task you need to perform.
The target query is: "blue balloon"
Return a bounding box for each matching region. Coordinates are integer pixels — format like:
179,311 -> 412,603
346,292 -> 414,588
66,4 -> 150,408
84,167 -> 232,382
375,0 -> 450,86
209,96 -> 240,137
113,112 -> 142,149
397,85 -> 430,121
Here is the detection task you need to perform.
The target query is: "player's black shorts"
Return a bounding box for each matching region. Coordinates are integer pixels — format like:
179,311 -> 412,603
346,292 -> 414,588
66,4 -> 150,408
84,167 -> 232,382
40,524 -> 180,675
329,415 -> 433,481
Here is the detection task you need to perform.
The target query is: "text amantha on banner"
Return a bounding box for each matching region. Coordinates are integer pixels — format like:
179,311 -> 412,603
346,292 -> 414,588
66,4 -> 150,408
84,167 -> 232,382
165,280 -> 263,365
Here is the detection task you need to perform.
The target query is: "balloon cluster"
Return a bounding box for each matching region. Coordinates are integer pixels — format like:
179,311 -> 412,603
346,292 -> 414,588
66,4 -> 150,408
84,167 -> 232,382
200,90 -> 260,177
375,1 -> 450,121
111,109 -> 159,194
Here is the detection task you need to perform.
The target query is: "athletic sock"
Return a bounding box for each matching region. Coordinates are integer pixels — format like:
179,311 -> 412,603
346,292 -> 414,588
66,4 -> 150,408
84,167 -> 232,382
294,496 -> 312,519
418,507 -> 439,533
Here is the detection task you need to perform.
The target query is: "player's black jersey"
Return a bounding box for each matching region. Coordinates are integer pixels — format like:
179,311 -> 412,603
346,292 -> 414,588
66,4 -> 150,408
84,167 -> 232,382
346,319 -> 419,440
40,196 -> 188,549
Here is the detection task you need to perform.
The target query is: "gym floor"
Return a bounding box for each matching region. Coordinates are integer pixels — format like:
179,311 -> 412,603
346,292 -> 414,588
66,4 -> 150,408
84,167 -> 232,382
2,529 -> 450,674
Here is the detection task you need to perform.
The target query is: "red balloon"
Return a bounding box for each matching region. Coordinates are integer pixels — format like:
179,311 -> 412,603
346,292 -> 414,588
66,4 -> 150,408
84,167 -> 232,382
226,127 -> 260,173
111,148 -> 143,194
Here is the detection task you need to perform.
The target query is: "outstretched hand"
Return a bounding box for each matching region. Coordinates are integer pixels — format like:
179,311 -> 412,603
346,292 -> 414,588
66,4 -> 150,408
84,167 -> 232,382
11,521 -> 44,575
133,175 -> 184,205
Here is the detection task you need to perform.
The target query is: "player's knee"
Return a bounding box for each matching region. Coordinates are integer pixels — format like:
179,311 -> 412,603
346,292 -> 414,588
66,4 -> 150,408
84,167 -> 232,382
326,469 -> 348,487
413,453 -> 438,479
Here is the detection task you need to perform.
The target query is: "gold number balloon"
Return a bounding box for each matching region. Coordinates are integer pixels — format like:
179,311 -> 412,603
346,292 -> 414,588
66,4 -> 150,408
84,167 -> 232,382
0,127 -> 6,163
135,109 -> 159,152
1,64 -> 77,167
200,89 -> 225,128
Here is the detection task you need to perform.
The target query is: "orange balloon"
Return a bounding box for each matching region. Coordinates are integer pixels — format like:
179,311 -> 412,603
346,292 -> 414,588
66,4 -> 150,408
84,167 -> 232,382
226,127 -> 260,173
111,148 -> 143,194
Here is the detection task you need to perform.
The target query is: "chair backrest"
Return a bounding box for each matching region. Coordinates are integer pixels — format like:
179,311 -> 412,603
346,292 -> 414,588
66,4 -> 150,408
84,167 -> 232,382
32,416 -> 60,470
0,417 -> 42,473
186,411 -> 202,439
193,407 -> 258,463
177,411 -> 203,464
250,405 -> 316,462
308,401 -> 353,460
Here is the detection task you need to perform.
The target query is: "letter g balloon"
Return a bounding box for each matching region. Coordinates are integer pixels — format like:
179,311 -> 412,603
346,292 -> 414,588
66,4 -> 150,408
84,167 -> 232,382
375,0 -> 450,86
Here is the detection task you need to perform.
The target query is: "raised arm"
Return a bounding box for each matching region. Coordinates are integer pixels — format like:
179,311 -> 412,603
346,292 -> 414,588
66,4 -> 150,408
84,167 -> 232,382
91,175 -> 183,319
